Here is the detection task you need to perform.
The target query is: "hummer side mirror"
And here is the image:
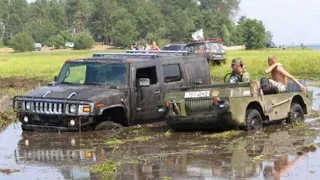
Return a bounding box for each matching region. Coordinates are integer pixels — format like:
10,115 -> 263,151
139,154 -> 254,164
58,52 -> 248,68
138,78 -> 150,88
54,76 -> 57,82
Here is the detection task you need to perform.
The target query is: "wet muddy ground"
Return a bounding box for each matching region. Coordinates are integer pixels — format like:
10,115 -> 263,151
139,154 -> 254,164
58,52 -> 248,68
0,84 -> 320,180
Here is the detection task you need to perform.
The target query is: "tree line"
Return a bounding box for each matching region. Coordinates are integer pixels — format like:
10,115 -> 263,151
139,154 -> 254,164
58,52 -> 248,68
0,0 -> 272,51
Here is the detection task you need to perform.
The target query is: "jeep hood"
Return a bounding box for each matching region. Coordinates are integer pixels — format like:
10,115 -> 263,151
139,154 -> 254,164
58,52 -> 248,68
26,84 -> 126,102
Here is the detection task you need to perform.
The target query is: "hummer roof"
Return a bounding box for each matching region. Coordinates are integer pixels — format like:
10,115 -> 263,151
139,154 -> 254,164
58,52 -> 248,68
68,51 -> 190,63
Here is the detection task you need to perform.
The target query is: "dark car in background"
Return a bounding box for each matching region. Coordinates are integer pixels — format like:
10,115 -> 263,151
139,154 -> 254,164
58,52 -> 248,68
184,38 -> 226,65
266,42 -> 277,48
162,44 -> 186,51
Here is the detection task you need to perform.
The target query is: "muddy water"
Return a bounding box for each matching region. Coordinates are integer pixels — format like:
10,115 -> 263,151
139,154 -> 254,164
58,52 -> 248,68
307,83 -> 320,111
0,85 -> 320,180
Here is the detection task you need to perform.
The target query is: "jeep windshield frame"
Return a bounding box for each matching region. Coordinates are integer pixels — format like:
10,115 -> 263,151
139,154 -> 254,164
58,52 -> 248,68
56,61 -> 129,87
184,42 -> 223,53
206,42 -> 223,51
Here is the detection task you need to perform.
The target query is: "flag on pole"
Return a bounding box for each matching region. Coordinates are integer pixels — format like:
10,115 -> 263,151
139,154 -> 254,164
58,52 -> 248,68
192,29 -> 204,40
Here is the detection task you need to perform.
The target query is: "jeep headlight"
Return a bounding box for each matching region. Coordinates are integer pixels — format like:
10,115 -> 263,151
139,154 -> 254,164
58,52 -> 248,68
25,102 -> 32,111
69,104 -> 77,113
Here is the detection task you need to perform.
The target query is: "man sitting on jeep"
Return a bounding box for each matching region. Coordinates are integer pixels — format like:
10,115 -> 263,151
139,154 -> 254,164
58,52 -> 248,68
265,55 -> 307,92
228,57 -> 250,83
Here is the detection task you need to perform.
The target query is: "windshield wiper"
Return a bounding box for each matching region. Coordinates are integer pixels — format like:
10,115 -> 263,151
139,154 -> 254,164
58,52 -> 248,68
60,82 -> 75,84
84,82 -> 103,85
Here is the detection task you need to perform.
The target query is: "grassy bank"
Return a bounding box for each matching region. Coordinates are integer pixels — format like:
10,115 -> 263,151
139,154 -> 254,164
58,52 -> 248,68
0,48 -> 319,82
211,49 -> 320,82
0,49 -> 121,81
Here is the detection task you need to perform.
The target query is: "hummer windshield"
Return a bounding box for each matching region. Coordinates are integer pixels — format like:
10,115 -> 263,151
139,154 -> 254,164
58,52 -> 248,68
57,61 -> 129,86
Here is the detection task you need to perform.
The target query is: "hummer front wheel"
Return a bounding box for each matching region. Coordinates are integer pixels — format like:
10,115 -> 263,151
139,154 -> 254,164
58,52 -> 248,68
95,121 -> 123,130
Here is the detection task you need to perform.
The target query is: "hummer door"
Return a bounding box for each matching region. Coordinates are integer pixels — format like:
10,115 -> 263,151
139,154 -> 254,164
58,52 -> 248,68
135,66 -> 162,121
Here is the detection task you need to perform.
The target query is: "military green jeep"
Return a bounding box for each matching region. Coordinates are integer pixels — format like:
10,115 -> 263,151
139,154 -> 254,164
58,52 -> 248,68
163,79 -> 313,131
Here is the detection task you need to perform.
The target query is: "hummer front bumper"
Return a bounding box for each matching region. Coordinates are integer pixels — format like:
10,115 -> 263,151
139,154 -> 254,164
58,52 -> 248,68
18,113 -> 94,132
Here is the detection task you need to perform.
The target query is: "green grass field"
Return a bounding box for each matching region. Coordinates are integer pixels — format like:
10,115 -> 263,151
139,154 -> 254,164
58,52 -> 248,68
0,48 -> 320,82
212,49 -> 320,82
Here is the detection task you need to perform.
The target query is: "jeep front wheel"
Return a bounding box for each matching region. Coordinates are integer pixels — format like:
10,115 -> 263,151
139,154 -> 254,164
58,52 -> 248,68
287,103 -> 304,124
246,109 -> 263,131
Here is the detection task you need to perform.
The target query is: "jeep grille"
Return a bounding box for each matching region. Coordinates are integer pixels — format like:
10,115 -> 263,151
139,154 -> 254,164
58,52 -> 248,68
185,99 -> 212,112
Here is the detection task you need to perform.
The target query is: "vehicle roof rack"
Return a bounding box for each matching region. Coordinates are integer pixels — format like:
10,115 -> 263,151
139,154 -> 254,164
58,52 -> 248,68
188,38 -> 222,43
125,50 -> 189,56
92,52 -> 158,59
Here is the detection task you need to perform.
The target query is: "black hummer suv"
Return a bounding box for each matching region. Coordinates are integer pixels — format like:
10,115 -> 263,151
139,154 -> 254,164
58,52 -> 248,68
13,51 -> 211,131
184,38 -> 226,65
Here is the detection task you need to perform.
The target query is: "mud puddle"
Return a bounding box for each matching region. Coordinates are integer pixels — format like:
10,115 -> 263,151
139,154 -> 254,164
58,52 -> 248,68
0,84 -> 320,179
0,120 -> 320,180
308,82 -> 320,111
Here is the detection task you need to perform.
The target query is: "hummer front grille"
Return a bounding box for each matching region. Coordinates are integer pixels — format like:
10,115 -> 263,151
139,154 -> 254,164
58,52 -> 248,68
15,149 -> 96,163
30,102 -> 64,115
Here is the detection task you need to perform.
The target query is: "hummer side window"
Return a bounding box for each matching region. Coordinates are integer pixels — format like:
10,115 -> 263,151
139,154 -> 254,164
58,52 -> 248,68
136,67 -> 158,85
163,64 -> 182,83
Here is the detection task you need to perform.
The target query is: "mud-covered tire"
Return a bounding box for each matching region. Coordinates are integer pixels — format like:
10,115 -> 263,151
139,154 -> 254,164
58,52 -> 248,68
287,103 -> 304,124
246,109 -> 263,131
95,121 -> 123,130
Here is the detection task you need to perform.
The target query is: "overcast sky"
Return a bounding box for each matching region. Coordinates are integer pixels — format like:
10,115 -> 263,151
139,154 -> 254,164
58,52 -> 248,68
239,0 -> 320,45
26,0 -> 320,45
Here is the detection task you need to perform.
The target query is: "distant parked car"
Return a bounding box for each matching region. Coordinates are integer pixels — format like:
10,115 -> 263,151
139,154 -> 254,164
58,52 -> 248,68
266,42 -> 277,48
65,42 -> 75,48
34,43 -> 42,51
184,38 -> 226,65
162,44 -> 186,51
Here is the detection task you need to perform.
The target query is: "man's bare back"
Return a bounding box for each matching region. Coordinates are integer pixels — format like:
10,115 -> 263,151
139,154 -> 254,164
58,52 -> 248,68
265,56 -> 307,92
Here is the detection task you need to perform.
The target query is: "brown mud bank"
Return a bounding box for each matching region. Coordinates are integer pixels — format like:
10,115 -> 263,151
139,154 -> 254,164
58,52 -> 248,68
0,77 -> 48,127
0,77 -> 47,90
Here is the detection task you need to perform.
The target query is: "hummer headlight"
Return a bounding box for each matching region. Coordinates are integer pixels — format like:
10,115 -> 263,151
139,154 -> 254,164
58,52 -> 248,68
25,102 -> 31,110
69,104 -> 77,113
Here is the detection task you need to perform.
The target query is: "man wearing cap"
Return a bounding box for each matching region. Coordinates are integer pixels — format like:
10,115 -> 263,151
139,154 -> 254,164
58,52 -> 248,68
228,57 -> 250,83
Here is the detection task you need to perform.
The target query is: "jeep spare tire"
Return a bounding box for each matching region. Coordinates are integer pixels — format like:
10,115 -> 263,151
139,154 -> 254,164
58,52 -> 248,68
246,109 -> 263,131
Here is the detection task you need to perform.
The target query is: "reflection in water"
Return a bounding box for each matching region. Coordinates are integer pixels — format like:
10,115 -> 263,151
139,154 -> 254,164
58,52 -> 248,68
6,123 -> 317,180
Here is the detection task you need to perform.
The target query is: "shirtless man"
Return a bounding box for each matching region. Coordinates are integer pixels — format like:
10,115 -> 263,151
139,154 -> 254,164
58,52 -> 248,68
265,55 -> 307,92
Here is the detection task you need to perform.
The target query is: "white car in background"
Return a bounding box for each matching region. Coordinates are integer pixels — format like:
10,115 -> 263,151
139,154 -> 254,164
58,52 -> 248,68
65,42 -> 75,48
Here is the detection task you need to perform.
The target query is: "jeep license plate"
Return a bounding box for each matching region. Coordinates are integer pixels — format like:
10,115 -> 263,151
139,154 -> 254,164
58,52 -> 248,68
184,91 -> 210,98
